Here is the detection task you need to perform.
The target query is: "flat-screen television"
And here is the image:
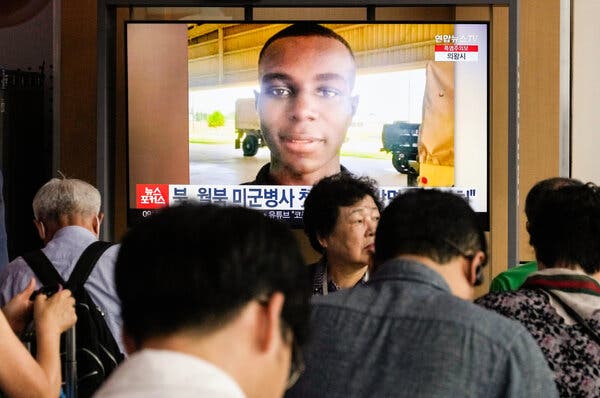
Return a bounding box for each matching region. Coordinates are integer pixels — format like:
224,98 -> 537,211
126,21 -> 489,228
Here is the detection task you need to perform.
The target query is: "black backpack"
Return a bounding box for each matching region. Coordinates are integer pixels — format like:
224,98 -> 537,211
22,241 -> 125,398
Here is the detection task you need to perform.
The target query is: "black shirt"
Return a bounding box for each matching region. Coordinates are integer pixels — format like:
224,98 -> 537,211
242,163 -> 350,185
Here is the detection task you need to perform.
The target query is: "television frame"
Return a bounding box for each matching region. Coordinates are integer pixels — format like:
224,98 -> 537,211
97,0 -> 519,266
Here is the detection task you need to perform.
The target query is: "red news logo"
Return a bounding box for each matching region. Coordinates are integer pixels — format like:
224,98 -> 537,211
136,184 -> 169,209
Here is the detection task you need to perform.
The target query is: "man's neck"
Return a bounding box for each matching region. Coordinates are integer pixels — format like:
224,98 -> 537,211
269,161 -> 341,185
394,254 -> 474,300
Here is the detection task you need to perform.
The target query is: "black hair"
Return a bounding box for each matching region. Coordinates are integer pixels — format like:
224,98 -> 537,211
116,203 -> 310,346
374,189 -> 486,268
528,183 -> 600,274
258,22 -> 355,67
525,177 -> 583,222
303,173 -> 382,254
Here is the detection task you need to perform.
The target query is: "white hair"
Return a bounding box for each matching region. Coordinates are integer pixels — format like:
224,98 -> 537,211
32,178 -> 101,222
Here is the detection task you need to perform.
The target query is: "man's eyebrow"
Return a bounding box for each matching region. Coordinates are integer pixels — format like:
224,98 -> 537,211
261,72 -> 350,84
315,73 -> 348,83
260,72 -> 292,84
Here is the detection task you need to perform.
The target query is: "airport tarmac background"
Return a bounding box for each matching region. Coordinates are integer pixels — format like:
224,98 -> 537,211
189,142 -> 408,186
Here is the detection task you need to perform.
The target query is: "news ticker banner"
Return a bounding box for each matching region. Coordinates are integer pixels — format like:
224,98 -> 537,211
136,184 -> 483,213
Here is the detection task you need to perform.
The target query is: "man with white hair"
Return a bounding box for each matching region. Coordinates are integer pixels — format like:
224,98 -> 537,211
0,177 -> 123,353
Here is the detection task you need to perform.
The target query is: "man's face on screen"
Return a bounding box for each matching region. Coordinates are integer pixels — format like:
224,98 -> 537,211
256,35 -> 357,184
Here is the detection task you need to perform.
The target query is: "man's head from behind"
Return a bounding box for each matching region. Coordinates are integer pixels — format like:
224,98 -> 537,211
374,189 -> 487,299
527,182 -> 600,274
32,177 -> 102,244
256,23 -> 358,185
116,204 -> 310,398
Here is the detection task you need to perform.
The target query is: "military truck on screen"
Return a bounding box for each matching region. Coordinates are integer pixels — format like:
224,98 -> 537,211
381,121 -> 420,184
234,98 -> 264,156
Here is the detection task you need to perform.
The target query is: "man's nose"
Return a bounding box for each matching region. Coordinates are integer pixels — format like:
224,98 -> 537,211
289,92 -> 317,121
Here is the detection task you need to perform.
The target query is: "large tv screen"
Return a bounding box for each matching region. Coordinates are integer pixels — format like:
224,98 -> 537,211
126,21 -> 488,228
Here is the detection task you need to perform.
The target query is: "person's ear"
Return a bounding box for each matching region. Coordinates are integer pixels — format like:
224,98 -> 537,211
34,219 -> 45,241
317,235 -> 328,250
467,251 -> 486,286
350,95 -> 359,116
257,292 -> 286,354
92,212 -> 104,236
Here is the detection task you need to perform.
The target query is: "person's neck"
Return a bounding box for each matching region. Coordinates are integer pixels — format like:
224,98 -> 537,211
327,259 -> 367,288
395,254 -> 474,300
538,261 -> 600,283
142,328 -> 249,393
269,161 -> 341,185
139,303 -> 267,398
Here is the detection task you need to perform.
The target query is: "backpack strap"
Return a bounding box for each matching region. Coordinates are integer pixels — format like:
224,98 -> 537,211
66,241 -> 115,294
21,249 -> 65,286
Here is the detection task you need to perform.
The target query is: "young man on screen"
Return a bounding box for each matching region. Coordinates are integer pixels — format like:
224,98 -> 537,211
244,23 -> 358,185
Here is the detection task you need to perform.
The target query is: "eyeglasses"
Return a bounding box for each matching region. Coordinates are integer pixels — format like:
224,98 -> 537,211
442,239 -> 487,286
256,297 -> 306,389
287,336 -> 305,389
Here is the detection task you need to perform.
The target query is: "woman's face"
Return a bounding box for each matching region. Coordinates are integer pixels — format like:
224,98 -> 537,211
320,195 -> 380,269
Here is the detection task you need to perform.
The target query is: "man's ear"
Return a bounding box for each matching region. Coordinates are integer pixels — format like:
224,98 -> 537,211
350,95 -> 359,116
257,292 -> 286,354
33,219 -> 45,241
467,251 -> 486,286
92,212 -> 104,236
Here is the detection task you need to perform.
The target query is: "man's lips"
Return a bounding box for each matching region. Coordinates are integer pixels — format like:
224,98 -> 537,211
364,243 -> 375,252
279,136 -> 324,152
280,135 -> 323,143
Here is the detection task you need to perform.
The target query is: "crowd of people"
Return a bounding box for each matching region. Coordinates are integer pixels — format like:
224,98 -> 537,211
0,22 -> 598,398
0,172 -> 598,397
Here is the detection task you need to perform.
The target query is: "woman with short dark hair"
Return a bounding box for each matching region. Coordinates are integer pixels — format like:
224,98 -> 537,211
303,173 -> 382,295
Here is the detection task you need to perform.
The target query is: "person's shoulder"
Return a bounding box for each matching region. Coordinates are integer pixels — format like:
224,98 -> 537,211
101,242 -> 121,257
476,288 -> 542,312
385,288 -> 536,350
490,261 -> 538,292
242,163 -> 272,185
0,256 -> 35,304
1,256 -> 33,282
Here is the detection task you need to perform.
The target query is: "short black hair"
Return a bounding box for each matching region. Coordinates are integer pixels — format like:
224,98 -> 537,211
528,183 -> 600,274
303,173 -> 382,254
116,204 -> 310,346
258,23 -> 355,67
375,189 -> 486,267
525,177 -> 583,222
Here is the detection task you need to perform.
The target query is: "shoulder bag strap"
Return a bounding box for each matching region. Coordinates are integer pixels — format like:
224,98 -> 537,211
66,241 -> 115,294
21,250 -> 65,286
543,288 -> 600,346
